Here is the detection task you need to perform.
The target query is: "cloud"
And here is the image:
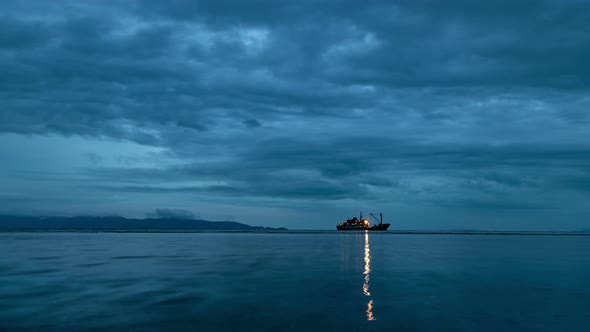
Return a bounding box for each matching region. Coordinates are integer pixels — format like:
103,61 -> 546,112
147,208 -> 197,219
84,139 -> 590,211
243,119 -> 262,128
1,0 -> 590,229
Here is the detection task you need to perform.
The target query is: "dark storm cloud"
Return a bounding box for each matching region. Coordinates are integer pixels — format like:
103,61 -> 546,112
133,0 -> 590,88
86,138 -> 590,210
2,1 -> 589,117
1,0 -> 590,227
0,16 -> 54,49
243,119 -> 262,128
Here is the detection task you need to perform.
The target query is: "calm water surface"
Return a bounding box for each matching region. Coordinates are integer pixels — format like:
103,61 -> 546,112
1,232 -> 589,331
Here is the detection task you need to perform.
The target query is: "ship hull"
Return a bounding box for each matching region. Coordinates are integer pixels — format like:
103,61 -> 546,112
336,223 -> 390,231
370,223 -> 390,231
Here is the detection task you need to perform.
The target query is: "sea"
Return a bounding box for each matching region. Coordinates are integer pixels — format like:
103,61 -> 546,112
1,231 -> 589,331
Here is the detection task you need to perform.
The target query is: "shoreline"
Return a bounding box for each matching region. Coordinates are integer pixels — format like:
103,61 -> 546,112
1,229 -> 589,236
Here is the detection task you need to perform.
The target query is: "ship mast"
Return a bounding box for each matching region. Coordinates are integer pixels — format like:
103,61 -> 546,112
369,213 -> 382,225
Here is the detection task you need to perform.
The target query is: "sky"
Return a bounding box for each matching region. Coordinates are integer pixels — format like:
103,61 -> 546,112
1,0 -> 590,230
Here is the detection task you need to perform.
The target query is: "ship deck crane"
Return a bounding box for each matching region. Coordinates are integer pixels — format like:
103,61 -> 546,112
369,213 -> 383,225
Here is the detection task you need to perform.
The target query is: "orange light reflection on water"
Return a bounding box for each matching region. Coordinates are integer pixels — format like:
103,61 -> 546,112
366,300 -> 375,321
363,232 -> 371,296
363,231 -> 375,321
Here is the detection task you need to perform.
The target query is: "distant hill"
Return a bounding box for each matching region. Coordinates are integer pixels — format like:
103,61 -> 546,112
0,215 -> 287,231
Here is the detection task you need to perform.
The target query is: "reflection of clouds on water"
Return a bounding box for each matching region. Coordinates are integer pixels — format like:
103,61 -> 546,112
364,231 -> 375,321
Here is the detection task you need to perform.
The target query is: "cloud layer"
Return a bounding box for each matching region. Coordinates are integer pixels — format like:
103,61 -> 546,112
1,0 -> 589,229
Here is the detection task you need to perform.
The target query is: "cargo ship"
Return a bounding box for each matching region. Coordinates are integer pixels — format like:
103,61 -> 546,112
336,212 -> 390,231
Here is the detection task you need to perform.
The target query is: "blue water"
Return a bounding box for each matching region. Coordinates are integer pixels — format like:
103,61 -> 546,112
1,232 -> 589,331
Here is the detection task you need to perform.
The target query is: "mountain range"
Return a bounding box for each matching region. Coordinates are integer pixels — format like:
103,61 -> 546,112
0,215 -> 287,231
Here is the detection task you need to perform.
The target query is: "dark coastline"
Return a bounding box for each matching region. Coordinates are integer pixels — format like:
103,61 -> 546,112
0,215 -> 287,231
